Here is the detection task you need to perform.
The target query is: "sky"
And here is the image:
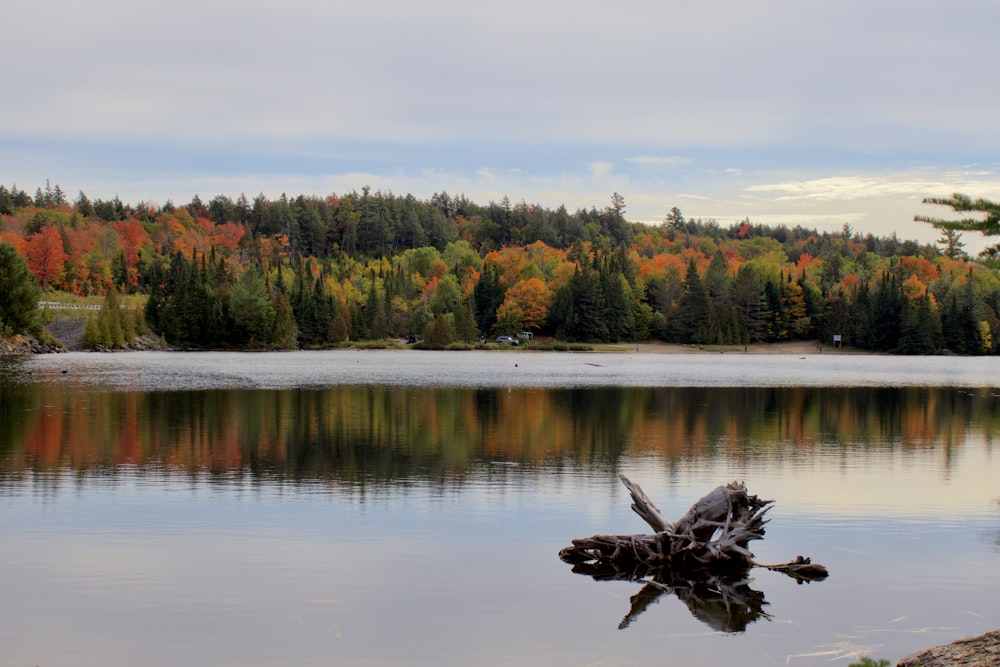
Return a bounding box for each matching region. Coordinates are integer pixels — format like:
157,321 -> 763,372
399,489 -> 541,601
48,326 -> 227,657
6,0 -> 1000,252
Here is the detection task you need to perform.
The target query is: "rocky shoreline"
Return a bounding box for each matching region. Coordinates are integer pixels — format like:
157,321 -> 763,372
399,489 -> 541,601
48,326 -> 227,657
0,333 -> 63,355
1,317 -> 164,355
896,629 -> 1000,667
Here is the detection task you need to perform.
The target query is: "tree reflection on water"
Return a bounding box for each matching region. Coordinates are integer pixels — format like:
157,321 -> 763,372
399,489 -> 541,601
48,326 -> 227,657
3,384 -> 998,485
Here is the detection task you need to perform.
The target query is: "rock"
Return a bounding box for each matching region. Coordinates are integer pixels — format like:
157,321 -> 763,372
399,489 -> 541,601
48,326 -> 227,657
0,333 -> 62,356
45,317 -> 87,350
897,629 -> 1000,667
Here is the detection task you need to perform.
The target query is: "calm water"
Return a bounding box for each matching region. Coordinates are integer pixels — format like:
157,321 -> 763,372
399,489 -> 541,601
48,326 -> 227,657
1,350 -> 999,667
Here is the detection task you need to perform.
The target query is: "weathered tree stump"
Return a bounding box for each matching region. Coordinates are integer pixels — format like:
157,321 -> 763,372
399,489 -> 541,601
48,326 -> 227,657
560,476 -> 828,631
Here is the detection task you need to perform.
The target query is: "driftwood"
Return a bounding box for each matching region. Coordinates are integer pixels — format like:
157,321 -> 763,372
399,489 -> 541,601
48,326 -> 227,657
560,476 -> 827,631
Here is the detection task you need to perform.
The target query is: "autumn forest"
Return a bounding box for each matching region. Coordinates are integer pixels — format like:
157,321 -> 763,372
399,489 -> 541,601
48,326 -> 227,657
1,180 -> 998,354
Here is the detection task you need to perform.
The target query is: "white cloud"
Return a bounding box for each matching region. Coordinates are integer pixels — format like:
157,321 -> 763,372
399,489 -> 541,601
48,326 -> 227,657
6,0 -> 1000,256
626,156 -> 692,168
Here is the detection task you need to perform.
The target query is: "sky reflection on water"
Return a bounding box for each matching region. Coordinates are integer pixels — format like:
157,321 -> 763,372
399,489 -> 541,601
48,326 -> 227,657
13,349 -> 1000,390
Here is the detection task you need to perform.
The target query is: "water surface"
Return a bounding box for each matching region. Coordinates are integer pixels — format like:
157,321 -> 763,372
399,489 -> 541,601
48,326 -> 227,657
1,351 -> 998,666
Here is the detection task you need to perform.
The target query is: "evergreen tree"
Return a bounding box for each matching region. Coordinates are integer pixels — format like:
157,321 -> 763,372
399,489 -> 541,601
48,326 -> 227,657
270,284 -> 299,349
917,193 -> 1000,258
291,264 -> 323,346
472,263 -> 504,335
566,265 -> 608,341
81,313 -> 103,348
0,185 -> 12,215
678,258 -> 710,343
97,285 -> 126,347
732,264 -> 767,342
851,281 -> 876,349
819,286 -> 851,347
601,267 -> 635,342
763,279 -> 786,341
546,283 -> 574,339
870,273 -> 903,351
0,243 -> 42,336
229,267 -> 275,347
937,228 -> 966,260
897,294 -> 941,354
663,206 -> 685,230
422,314 -> 455,348
363,279 -> 389,339
453,298 -> 479,342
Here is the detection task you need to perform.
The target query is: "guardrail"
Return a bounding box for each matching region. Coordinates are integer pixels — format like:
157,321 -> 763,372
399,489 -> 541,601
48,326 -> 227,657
39,301 -> 103,310
39,301 -> 141,311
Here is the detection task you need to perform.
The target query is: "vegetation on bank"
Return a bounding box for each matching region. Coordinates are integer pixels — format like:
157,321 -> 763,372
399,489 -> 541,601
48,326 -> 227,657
2,181 -> 1000,353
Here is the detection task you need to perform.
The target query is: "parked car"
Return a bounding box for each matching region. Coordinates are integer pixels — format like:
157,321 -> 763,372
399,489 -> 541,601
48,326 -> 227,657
496,336 -> 519,345
516,331 -> 533,340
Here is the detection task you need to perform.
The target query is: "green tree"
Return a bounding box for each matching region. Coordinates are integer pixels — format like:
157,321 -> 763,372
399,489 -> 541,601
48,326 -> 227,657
494,300 -> 524,337
422,314 -> 455,348
937,227 -> 966,260
96,285 -> 127,347
270,285 -> 299,349
678,258 -> 710,343
453,299 -> 479,342
229,267 -> 275,347
0,243 -> 42,336
916,193 -> 1000,258
430,274 -> 462,315
897,294 -> 941,354
565,264 -> 608,341
732,264 -> 767,342
473,263 -> 504,334
663,206 -> 685,230
0,185 -> 13,215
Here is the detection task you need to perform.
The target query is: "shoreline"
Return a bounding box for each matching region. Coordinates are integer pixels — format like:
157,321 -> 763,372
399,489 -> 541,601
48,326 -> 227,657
0,316 -> 883,357
603,340 -> 869,355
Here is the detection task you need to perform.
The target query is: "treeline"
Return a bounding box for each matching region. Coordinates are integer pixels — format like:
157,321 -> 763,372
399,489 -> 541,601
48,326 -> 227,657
2,181 -> 999,354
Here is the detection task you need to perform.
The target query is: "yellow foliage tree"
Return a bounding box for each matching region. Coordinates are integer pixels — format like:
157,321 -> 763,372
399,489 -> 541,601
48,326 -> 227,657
503,277 -> 552,331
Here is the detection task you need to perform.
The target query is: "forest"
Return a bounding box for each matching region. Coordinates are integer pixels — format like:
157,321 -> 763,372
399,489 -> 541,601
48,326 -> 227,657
1,180 -> 999,355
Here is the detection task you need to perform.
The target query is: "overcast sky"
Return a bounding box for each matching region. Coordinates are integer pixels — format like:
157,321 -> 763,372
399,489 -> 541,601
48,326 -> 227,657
5,0 -> 1000,250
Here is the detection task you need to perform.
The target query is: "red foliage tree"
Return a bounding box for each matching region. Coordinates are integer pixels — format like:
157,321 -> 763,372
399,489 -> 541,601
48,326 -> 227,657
113,219 -> 151,288
25,225 -> 67,290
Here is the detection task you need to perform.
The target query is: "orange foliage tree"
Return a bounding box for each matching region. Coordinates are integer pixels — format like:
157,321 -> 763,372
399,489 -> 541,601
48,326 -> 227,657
25,226 -> 67,290
502,277 -> 552,331
113,219 -> 151,289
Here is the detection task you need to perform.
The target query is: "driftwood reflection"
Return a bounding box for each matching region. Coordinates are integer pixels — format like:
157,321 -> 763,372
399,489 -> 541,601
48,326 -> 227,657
560,476 -> 828,632
569,559 -> 770,632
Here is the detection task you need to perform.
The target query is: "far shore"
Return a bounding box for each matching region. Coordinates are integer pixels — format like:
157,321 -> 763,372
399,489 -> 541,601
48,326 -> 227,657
593,339 -> 867,355
3,316 -> 875,356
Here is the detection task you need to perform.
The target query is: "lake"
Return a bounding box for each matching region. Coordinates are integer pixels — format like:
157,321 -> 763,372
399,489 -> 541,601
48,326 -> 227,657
1,350 -> 998,666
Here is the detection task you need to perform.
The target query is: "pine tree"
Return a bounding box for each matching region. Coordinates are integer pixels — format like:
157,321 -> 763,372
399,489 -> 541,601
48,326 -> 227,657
566,265 -> 608,341
454,298 -> 480,342
229,267 -> 275,347
678,259 -> 710,344
291,264 -> 322,346
917,193 -> 1000,258
270,285 -> 299,349
732,264 -> 767,343
472,263 -> 504,335
0,185 -> 14,216
422,314 -> 455,348
0,243 -> 42,336
81,313 -> 103,349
